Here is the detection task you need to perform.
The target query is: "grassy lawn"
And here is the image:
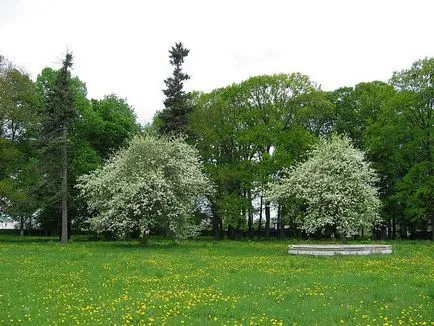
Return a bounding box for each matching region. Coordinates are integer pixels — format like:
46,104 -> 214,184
0,236 -> 432,325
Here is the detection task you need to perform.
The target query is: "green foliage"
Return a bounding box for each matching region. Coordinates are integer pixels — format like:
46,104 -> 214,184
327,72 -> 434,238
2,50 -> 433,240
37,53 -> 76,243
35,63 -> 141,233
191,74 -> 331,237
330,81 -> 396,149
38,59 -> 78,199
0,56 -> 40,224
87,95 -> 141,159
389,58 -> 434,236
41,53 -> 75,133
268,135 -> 382,239
158,42 -> 192,136
77,135 -> 213,240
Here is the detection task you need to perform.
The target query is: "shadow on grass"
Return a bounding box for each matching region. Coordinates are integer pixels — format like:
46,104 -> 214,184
0,234 -> 59,243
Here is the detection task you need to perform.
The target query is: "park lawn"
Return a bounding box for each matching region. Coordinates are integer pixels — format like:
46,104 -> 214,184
0,236 -> 432,325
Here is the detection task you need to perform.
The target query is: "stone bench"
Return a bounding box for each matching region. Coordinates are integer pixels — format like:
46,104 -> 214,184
288,244 -> 392,256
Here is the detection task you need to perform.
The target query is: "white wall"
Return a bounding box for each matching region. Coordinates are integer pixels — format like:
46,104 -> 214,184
0,222 -> 16,230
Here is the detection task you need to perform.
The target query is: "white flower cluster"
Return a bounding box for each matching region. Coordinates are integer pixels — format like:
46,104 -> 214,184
267,134 -> 382,239
77,135 -> 213,240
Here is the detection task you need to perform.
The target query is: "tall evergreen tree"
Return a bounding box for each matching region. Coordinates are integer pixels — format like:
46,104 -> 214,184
158,42 -> 192,135
40,52 -> 76,244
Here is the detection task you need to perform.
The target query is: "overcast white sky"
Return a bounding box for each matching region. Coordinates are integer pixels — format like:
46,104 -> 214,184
1,0 -> 434,123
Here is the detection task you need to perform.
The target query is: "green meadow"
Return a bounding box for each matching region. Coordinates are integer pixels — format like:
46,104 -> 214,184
0,236 -> 432,325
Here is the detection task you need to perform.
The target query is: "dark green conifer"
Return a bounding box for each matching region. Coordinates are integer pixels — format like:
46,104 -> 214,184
159,42 -> 192,135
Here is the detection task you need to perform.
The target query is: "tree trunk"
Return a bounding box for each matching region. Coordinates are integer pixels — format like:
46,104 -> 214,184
211,202 -> 222,240
399,223 -> 408,239
61,125 -> 68,244
19,216 -> 24,236
227,224 -> 234,240
339,232 -> 347,244
387,220 -> 392,240
392,216 -> 396,240
276,205 -> 280,239
431,215 -> 434,241
278,204 -> 284,239
213,218 -> 221,240
425,132 -> 433,241
257,196 -> 263,239
265,201 -> 271,240
139,229 -> 150,246
247,189 -> 253,239
381,225 -> 387,240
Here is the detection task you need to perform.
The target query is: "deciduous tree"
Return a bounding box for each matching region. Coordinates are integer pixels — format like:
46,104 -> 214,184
0,55 -> 40,233
389,58 -> 434,239
267,135 -> 381,241
77,134 -> 213,243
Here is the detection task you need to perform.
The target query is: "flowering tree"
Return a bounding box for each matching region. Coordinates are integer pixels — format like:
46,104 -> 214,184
267,134 -> 381,240
77,134 -> 213,243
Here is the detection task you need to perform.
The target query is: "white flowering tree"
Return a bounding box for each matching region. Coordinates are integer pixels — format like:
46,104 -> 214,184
267,134 -> 381,241
77,134 -> 213,243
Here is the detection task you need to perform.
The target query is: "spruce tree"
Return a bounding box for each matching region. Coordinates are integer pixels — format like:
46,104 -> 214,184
40,52 -> 76,244
159,42 -> 192,135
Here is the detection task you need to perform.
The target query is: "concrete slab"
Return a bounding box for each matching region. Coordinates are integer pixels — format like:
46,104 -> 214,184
288,244 -> 392,255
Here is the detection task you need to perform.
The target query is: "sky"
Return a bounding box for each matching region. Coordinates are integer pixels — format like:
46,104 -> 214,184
1,0 -> 434,124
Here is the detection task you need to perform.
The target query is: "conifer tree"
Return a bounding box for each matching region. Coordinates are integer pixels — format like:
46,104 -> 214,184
40,52 -> 76,244
158,42 -> 192,135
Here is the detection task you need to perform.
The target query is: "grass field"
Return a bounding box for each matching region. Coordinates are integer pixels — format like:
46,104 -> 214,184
0,236 -> 432,325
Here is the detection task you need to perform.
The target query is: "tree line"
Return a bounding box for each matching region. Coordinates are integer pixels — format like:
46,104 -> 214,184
0,53 -> 141,240
156,44 -> 432,241
0,45 -> 432,241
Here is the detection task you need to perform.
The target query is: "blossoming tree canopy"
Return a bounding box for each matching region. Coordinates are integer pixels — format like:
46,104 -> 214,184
267,134 -> 382,240
77,134 -> 213,242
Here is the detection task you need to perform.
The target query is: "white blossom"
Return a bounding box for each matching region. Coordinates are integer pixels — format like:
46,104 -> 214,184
267,134 -> 382,239
76,134 -> 214,240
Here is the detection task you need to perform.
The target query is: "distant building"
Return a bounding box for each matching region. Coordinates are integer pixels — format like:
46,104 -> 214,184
0,216 -> 16,230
